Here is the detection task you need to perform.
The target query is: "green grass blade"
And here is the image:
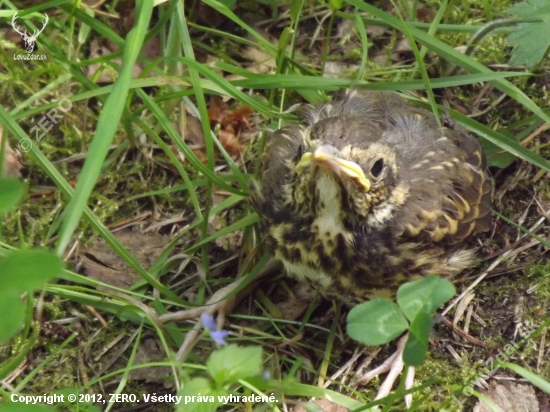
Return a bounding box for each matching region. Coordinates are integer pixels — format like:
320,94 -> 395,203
389,0 -> 440,125
499,363 -> 550,394
224,72 -> 529,91
184,213 -> 260,254
136,90 -> 244,195
346,0 -> 550,125
55,1 -> 154,255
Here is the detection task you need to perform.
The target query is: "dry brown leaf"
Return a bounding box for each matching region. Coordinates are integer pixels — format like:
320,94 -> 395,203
175,97 -> 253,165
292,399 -> 350,412
207,95 -> 228,124
86,36 -> 161,82
324,62 -> 360,79
0,125 -> 23,178
473,381 -> 540,412
129,337 -> 172,384
219,129 -> 245,158
391,36 -> 413,62
181,114 -> 209,164
80,229 -> 171,290
275,283 -> 315,321
208,204 -> 243,252
177,100 -> 252,164
183,114 -> 205,146
242,47 -> 276,74
139,35 -> 162,62
226,105 -> 254,131
206,96 -> 252,159
416,4 -> 436,22
87,39 -> 124,83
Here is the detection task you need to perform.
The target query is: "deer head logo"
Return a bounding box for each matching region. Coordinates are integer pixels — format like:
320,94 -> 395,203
11,11 -> 49,54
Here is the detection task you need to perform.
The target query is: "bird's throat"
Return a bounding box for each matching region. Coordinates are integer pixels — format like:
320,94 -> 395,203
313,174 -> 353,250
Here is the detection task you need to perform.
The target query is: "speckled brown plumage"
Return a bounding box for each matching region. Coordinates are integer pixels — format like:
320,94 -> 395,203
250,90 -> 492,303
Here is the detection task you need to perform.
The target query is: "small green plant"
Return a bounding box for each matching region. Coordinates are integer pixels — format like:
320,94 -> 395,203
0,178 -> 24,215
0,249 -> 63,342
0,177 -> 63,343
177,344 -> 265,412
505,0 -> 550,68
346,275 -> 456,365
0,177 -> 64,412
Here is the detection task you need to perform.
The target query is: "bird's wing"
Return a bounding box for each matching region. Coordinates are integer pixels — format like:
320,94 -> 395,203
395,126 -> 492,245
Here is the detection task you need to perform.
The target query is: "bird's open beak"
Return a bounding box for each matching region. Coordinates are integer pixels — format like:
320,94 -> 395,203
296,145 -> 371,192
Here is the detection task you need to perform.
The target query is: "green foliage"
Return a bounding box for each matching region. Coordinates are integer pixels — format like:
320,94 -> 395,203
0,178 -> 24,214
480,127 -> 518,168
55,0 -> 153,255
329,0 -> 344,10
2,250 -> 63,293
505,0 -> 550,68
0,180 -> 63,342
206,345 -> 263,386
177,345 -> 263,412
0,404 -> 56,412
346,275 -> 456,366
177,378 -> 227,412
405,311 -> 433,365
346,298 -> 409,346
396,274 -> 456,322
0,179 -> 65,407
0,250 -> 63,341
0,296 -> 26,343
217,0 -> 237,8
500,362 -> 550,394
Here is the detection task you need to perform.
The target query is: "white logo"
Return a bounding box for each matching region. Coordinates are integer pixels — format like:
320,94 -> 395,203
11,11 -> 48,54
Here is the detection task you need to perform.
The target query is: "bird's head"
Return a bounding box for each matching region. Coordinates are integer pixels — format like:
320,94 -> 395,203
287,114 -> 403,227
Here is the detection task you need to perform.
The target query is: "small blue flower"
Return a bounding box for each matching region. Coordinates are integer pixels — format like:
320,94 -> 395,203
201,313 -> 217,331
210,330 -> 229,346
201,313 -> 229,346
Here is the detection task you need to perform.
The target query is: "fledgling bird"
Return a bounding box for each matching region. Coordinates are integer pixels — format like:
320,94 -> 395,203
251,90 -> 492,302
250,90 -> 492,401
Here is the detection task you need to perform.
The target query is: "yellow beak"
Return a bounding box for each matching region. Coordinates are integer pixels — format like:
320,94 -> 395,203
296,145 -> 371,192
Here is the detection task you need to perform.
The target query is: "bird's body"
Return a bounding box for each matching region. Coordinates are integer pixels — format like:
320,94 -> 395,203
251,90 -> 492,303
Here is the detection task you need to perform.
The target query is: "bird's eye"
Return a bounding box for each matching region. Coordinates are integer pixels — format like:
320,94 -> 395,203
370,158 -> 384,178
